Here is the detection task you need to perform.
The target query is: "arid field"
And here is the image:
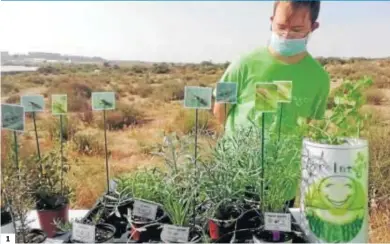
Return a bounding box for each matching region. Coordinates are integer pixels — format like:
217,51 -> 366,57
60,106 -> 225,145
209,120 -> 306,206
1,58 -> 390,242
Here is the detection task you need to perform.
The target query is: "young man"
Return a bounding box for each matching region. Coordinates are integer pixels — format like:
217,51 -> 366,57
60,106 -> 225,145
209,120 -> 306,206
213,1 -> 330,206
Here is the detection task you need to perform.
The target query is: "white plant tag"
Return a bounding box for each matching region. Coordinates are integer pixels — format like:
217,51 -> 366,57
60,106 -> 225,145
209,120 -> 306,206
133,200 -> 158,220
109,180 -> 117,192
160,224 -> 189,243
264,212 -> 291,232
72,222 -> 95,243
45,238 -> 64,243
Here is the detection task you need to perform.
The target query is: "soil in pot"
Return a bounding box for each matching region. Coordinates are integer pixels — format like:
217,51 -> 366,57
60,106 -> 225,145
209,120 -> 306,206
16,229 -> 47,243
253,230 -> 293,243
161,225 -> 203,243
128,207 -> 169,243
208,203 -> 243,241
213,228 -> 255,243
68,223 -> 116,243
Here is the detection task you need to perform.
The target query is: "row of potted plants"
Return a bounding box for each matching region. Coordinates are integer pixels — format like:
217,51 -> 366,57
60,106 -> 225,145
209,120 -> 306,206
0,77 -> 372,243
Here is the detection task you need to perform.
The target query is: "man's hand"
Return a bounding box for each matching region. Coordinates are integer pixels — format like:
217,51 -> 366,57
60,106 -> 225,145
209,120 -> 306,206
213,102 -> 228,125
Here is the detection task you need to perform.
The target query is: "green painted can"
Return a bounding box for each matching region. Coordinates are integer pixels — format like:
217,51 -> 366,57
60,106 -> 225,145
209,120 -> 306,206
300,138 -> 369,243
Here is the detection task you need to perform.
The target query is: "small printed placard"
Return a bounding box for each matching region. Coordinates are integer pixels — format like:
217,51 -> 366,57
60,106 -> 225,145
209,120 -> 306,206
44,238 -> 64,243
92,92 -> 116,111
160,224 -> 189,243
216,82 -> 238,104
109,179 -> 117,192
21,95 -> 45,112
264,212 -> 291,232
72,222 -> 95,243
1,104 -> 25,132
52,94 -> 68,115
255,83 -> 278,113
184,86 -> 212,110
133,199 -> 158,220
0,234 -> 15,244
274,81 -> 293,103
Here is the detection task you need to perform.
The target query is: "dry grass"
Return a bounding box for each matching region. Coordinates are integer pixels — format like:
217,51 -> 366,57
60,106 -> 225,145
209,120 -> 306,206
365,88 -> 388,105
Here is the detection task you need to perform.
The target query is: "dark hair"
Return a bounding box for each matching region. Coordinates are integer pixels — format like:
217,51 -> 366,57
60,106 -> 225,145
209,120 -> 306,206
274,1 -> 321,24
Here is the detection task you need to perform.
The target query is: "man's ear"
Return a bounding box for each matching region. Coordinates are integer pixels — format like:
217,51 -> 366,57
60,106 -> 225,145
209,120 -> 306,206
312,22 -> 319,31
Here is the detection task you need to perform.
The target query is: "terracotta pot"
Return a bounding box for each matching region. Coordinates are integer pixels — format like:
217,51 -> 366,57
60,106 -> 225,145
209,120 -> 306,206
37,204 -> 69,238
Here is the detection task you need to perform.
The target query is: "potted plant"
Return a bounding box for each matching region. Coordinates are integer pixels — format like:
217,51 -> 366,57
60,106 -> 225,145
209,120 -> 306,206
2,165 -> 47,243
1,203 -> 15,234
29,150 -> 73,238
159,172 -> 204,243
117,168 -> 168,242
55,217 -> 116,243
298,77 -> 372,243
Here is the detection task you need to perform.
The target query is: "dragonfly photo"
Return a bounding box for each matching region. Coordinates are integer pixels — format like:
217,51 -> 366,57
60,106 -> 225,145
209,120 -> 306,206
21,95 -> 45,112
92,92 -> 116,110
184,86 -> 212,109
216,82 -> 237,104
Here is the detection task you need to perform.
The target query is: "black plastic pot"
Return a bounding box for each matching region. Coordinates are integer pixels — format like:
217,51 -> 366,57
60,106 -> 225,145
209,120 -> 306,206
128,206 -> 169,243
103,198 -> 133,238
1,207 -> 14,234
16,229 -> 47,243
237,206 -> 263,230
208,203 -> 243,241
68,223 -> 116,243
252,230 -> 293,243
213,228 -> 256,243
160,225 -> 203,243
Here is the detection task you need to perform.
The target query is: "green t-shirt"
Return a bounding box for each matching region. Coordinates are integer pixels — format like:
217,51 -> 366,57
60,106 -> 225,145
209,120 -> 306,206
214,47 -> 330,201
216,47 -> 330,137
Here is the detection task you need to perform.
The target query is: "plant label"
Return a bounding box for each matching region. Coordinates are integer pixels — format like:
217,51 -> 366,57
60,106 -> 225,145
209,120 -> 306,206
21,95 -> 45,112
52,94 -> 68,115
160,224 -> 189,243
133,200 -> 158,220
1,104 -> 25,132
72,222 -> 95,243
109,179 -> 117,192
274,81 -> 292,103
255,83 -> 278,112
264,212 -> 291,232
0,234 -> 15,244
44,238 -> 64,243
184,86 -> 212,110
216,82 -> 238,104
92,92 -> 116,111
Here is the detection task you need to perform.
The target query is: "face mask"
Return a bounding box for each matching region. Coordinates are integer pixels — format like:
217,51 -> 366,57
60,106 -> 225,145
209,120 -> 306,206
269,31 -> 309,57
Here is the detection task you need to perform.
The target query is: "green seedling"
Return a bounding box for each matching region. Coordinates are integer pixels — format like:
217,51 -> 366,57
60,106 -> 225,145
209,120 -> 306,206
298,77 -> 373,145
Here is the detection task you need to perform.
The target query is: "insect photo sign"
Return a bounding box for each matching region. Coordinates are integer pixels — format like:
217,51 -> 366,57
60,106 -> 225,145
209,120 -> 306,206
52,94 -> 68,115
215,82 -> 238,104
1,104 -> 25,132
21,95 -> 45,112
184,86 -> 212,110
92,92 -> 116,111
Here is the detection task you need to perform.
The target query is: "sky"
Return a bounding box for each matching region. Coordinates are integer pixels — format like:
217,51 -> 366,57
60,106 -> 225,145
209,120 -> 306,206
1,1 -> 390,63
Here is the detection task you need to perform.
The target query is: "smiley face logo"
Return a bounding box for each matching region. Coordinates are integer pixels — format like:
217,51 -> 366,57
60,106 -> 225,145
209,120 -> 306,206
318,176 -> 356,210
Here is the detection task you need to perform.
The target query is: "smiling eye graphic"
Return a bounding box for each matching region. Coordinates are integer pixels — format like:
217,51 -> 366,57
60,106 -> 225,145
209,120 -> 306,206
325,183 -> 334,188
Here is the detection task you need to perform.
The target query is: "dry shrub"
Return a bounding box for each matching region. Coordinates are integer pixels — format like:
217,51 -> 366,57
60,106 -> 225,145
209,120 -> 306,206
166,108 -> 218,135
43,115 -> 80,142
152,81 -> 185,102
152,63 -> 170,74
72,128 -> 105,156
365,88 -> 387,105
367,125 -> 390,207
130,84 -> 153,98
98,103 -> 145,130
5,94 -> 20,104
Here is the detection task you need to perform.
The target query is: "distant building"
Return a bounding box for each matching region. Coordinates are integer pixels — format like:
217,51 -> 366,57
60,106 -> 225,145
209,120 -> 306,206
1,65 -> 39,75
